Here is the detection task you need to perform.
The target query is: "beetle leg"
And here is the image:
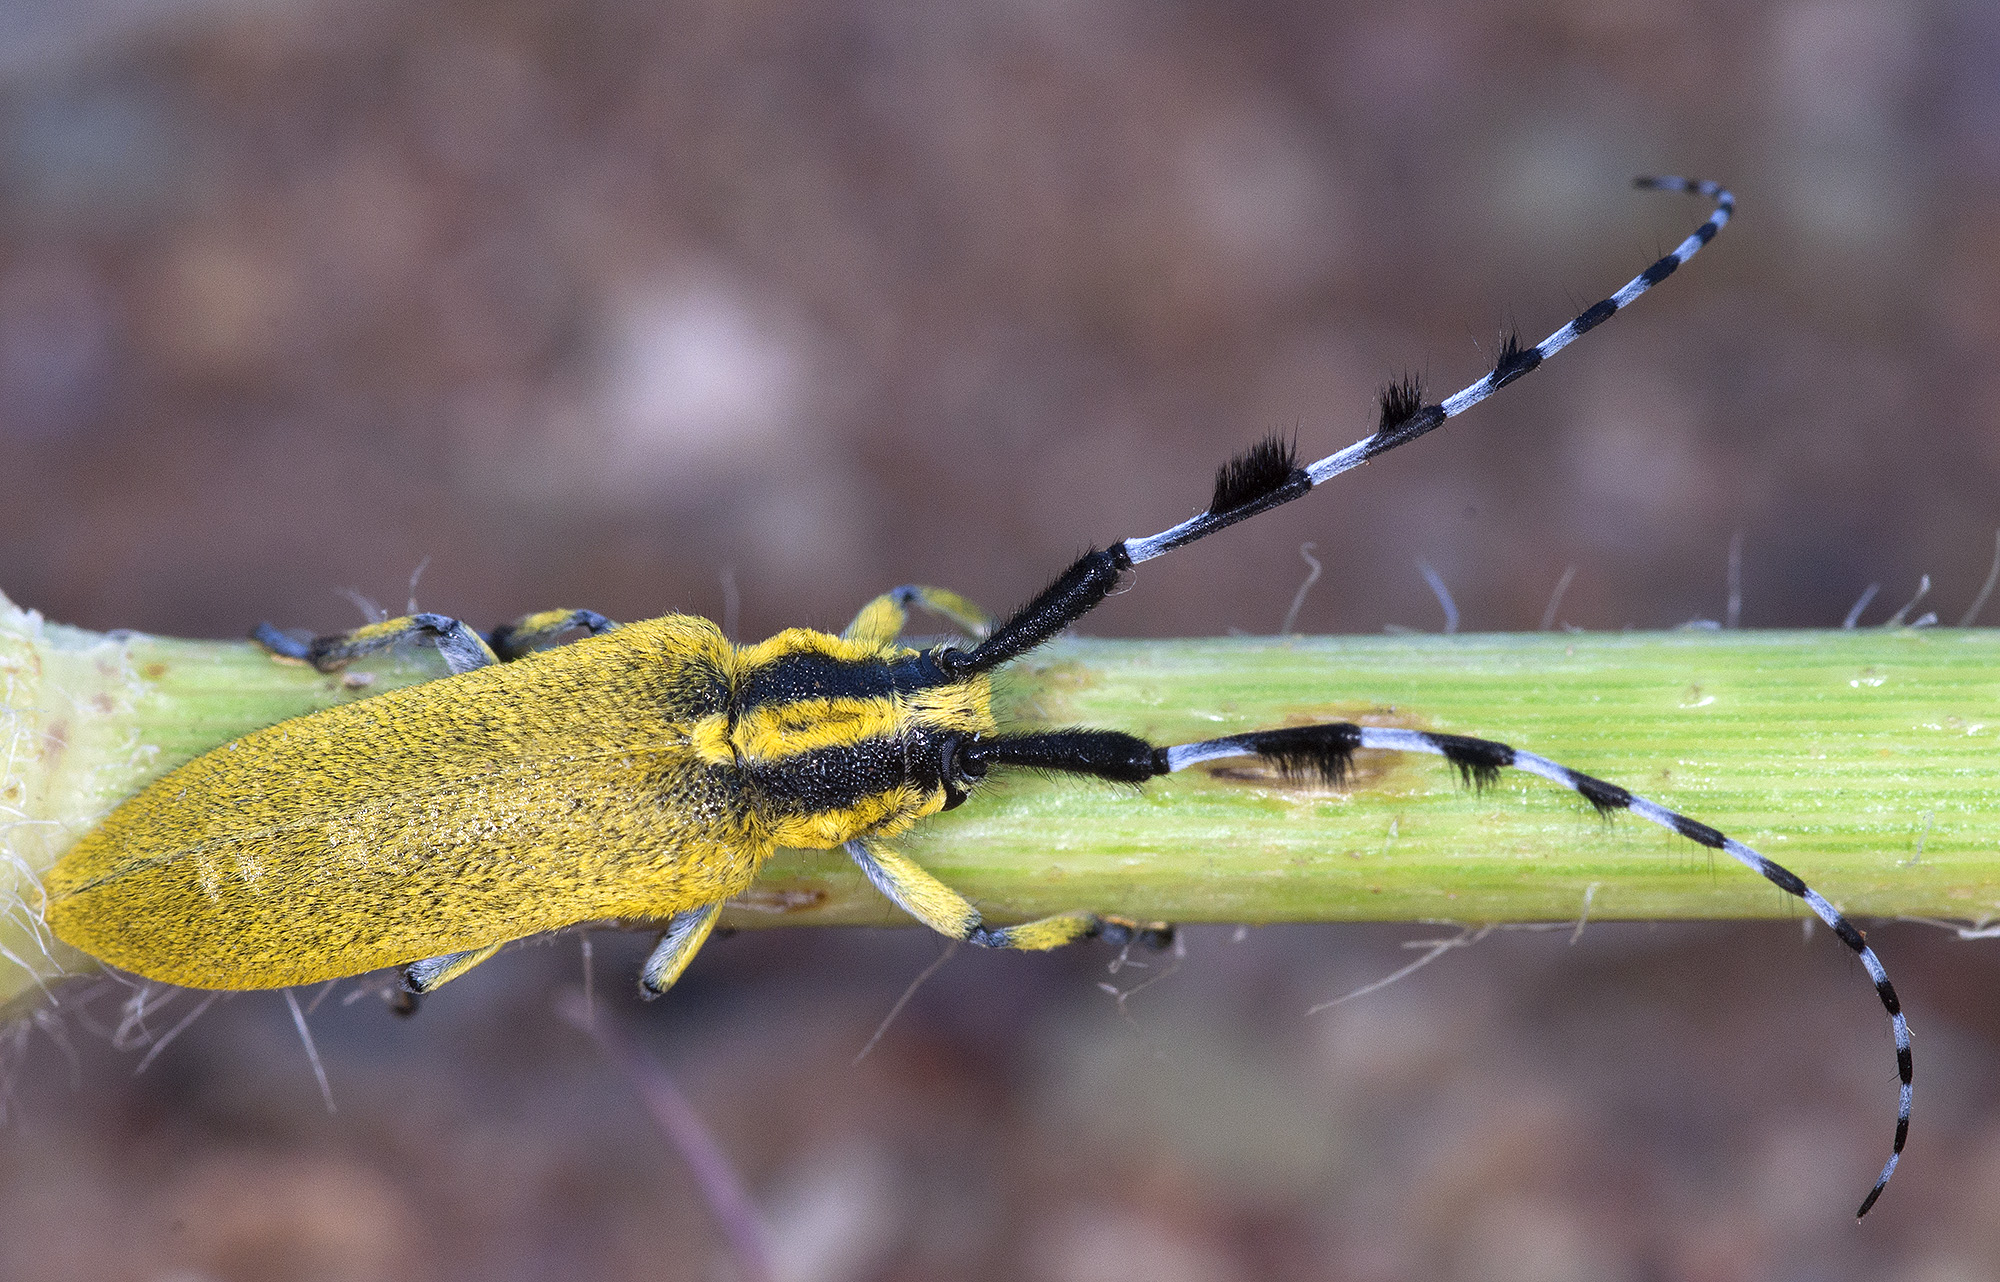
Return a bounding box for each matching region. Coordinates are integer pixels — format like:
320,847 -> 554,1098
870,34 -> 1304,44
253,613 -> 500,675
400,941 -> 505,993
487,608 -> 616,660
843,585 -> 993,649
638,902 -> 724,998
844,838 -> 1171,952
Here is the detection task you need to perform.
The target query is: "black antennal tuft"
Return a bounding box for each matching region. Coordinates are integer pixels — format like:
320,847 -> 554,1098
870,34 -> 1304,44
1249,724 -> 1361,787
1430,732 -> 1511,790
1573,773 -> 1633,818
1376,375 -> 1426,435
1208,435 -> 1300,516
1490,328 -> 1542,389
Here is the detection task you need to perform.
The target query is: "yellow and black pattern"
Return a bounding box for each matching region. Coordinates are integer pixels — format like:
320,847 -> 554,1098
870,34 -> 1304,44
48,615 -> 751,989
48,600 -> 1000,995
43,177 -> 1908,1216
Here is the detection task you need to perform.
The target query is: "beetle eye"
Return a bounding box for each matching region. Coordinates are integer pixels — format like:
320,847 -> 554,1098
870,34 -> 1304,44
950,734 -> 987,780
938,735 -> 984,810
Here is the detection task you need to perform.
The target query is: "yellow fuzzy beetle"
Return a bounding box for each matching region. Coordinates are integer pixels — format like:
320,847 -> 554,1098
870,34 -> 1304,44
36,178 -> 1912,1217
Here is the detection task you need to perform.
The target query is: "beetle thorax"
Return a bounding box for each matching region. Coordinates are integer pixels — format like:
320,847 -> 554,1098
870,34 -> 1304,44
719,627 -> 997,849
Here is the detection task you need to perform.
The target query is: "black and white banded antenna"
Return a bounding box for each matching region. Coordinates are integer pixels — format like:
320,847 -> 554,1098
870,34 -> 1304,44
939,177 -> 1735,676
958,717 -> 1912,1220
1123,176 -> 1733,565
937,176 -> 1912,1219
1153,722 -> 1910,1220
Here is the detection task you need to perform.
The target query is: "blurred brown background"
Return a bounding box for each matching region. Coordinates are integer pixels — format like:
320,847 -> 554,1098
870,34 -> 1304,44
4,0 -> 1999,1279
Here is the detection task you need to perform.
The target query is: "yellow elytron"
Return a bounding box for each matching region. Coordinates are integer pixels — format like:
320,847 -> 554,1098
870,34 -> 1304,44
47,590 -> 1139,997
34,179 -> 1913,1215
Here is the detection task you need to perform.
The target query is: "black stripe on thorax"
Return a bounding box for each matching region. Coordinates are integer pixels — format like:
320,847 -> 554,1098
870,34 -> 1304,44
743,734 -> 942,818
736,651 -> 893,710
734,649 -> 946,711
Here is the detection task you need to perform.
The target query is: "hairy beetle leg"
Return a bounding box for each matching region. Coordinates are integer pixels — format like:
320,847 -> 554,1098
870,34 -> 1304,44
488,608 -> 616,660
254,607 -> 617,675
1093,917 -> 1175,951
844,585 -> 994,650
845,838 -> 1171,953
639,902 -> 725,999
401,941 -> 504,993
254,613 -> 500,675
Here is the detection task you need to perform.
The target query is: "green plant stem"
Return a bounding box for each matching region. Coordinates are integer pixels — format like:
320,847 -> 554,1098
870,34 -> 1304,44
5,587 -> 1996,1013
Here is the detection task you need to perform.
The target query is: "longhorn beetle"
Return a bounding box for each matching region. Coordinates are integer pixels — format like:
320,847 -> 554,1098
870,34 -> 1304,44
41,177 -> 1910,1217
